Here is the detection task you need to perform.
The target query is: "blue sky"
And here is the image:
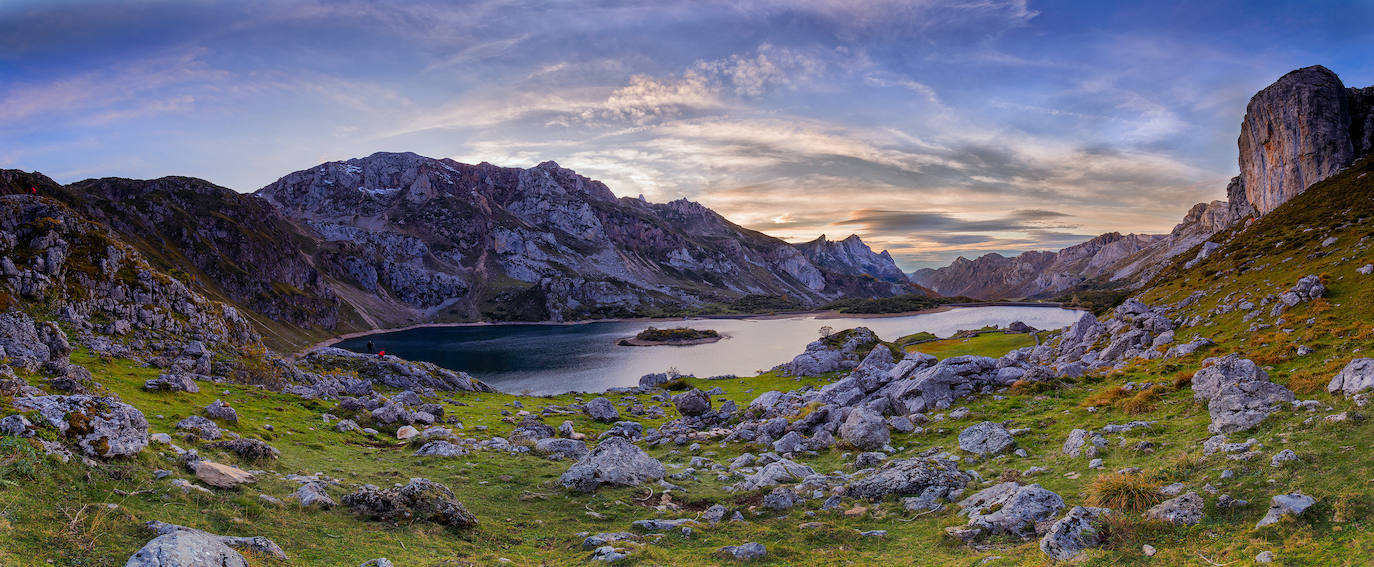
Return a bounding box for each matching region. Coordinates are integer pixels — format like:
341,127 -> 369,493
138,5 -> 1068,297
2,0 -> 1371,269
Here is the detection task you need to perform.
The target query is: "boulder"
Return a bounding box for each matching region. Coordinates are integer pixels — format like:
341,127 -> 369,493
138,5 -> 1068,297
731,458 -> 816,492
958,421 -> 1014,456
175,415 -> 222,440
1208,379 -> 1294,433
124,521 -> 286,567
838,408 -> 889,450
1062,429 -> 1106,457
584,397 -> 620,422
533,438 -> 588,461
1040,506 -> 1112,561
1192,354 -> 1268,401
777,327 -> 879,377
673,389 -> 712,417
204,400 -> 238,424
295,482 -> 335,509
144,373 -> 200,393
560,437 -> 665,493
205,438 -> 280,461
717,542 -> 766,561
1144,491 -> 1204,525
847,457 -> 972,502
13,395 -> 148,458
1327,358 -> 1374,396
343,478 -> 477,529
1256,493 -> 1316,528
414,441 -> 467,457
955,482 -> 1064,540
194,462 -> 255,489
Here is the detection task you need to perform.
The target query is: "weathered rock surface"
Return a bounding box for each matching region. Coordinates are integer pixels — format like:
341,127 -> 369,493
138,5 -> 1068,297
125,521 -> 286,567
14,395 -> 148,458
1040,506 -> 1112,561
194,462 -> 255,489
1144,491 -> 1204,525
958,421 -> 1014,456
560,437 -> 665,493
1256,493 -> 1315,528
953,482 -> 1064,541
343,478 -> 477,529
1328,358 -> 1374,396
847,458 -> 971,502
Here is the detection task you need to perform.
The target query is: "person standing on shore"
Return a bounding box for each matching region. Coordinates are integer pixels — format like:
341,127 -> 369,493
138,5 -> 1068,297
367,340 -> 374,354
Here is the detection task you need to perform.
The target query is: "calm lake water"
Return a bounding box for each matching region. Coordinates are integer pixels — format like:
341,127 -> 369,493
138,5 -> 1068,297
334,306 -> 1083,395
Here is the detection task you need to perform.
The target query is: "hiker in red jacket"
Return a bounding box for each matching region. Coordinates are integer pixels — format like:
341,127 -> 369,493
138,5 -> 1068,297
377,350 -> 385,359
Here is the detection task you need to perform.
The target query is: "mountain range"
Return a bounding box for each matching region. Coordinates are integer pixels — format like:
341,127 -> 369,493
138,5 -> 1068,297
1,155 -> 919,349
912,65 -> 1374,300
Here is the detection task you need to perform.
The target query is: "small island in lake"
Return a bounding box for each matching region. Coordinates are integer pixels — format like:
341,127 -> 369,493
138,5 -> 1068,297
618,327 -> 722,346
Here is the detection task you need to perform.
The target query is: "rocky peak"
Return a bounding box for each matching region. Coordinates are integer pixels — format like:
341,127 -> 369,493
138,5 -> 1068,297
1239,65 -> 1372,215
794,233 -> 908,284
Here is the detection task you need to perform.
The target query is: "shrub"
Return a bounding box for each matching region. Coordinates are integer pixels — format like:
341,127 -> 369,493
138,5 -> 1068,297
1087,472 -> 1163,511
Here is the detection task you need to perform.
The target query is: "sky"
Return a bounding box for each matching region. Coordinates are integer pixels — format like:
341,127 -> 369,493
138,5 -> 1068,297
2,1 -> 1372,269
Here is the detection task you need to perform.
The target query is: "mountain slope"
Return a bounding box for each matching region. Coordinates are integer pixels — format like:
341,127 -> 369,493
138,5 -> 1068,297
912,65 -> 1371,300
256,152 -> 912,324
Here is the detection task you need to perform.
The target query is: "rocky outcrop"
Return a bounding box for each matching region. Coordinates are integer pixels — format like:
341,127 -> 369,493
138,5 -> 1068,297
343,478 -> 477,529
912,65 -> 1372,300
299,348 -> 492,392
560,437 -> 665,493
125,521 -> 286,567
1239,66 -> 1371,215
793,234 -> 920,297
14,395 -> 148,458
254,152 -> 911,325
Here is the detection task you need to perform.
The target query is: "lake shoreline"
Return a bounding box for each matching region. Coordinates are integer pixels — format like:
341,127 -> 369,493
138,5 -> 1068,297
300,301 -> 1079,356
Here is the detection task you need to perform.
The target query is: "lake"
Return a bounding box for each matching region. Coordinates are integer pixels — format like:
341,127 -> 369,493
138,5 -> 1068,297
333,306 -> 1084,395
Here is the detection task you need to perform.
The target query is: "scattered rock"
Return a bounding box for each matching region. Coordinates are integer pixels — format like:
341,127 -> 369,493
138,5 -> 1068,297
414,441 -> 468,457
194,461 -> 255,489
1144,492 -> 1203,525
839,408 -> 889,450
295,482 -> 335,509
953,482 -> 1064,541
957,421 -> 1014,456
204,400 -> 238,424
560,437 -> 665,493
144,373 -> 200,393
1039,506 -> 1112,561
1255,493 -> 1315,528
717,542 -> 766,561
584,397 -> 620,422
1328,358 -> 1374,396
343,478 -> 477,530
124,521 -> 286,567
13,395 -> 148,458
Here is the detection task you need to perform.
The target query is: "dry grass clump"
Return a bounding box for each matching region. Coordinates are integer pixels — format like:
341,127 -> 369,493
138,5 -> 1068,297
1119,386 -> 1163,415
1081,385 -> 1130,408
1087,472 -> 1164,511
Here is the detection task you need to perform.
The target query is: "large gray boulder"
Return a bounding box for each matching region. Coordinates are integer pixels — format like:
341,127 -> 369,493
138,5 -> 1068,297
583,397 -> 620,423
847,457 -> 972,502
1144,491 -> 1204,525
1256,493 -> 1316,528
878,355 -> 1003,414
777,327 -> 880,377
1239,66 -> 1361,215
673,389 -> 712,417
954,482 -> 1064,540
124,521 -> 286,567
560,437 -> 665,493
343,478 -> 477,529
1327,358 -> 1374,396
1192,354 -> 1269,400
533,438 -> 588,461
1208,379 -> 1294,434
958,421 -> 1014,456
730,458 -> 816,492
1039,506 -> 1112,561
838,408 -> 889,450
14,395 -> 148,458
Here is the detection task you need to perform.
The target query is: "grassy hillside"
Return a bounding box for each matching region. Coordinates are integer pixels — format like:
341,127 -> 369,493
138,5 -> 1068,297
1,156 -> 1373,565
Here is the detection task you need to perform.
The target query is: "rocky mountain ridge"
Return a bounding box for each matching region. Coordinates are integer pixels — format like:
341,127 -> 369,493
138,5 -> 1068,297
912,65 -> 1371,300
0,154 -> 916,349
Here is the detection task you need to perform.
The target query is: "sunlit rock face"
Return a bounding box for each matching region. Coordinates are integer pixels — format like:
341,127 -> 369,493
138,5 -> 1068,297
1239,65 -> 1374,215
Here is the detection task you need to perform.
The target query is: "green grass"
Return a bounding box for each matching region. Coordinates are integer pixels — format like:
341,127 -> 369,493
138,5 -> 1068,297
908,332 -> 1044,359
3,156 -> 1374,564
